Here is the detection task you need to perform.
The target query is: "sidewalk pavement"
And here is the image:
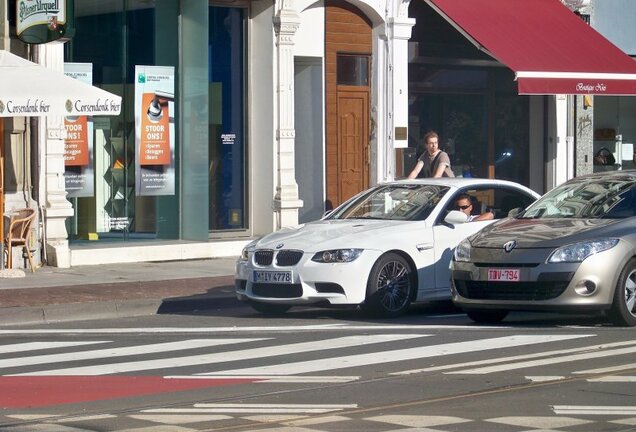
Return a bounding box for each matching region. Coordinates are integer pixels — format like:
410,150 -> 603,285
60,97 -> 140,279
0,258 -> 237,326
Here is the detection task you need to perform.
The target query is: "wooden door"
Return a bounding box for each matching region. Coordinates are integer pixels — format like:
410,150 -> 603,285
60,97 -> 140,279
337,89 -> 369,202
325,0 -> 372,208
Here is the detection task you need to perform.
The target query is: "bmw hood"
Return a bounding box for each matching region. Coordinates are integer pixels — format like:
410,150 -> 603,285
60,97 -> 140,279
469,217 -> 619,249
254,219 -> 420,252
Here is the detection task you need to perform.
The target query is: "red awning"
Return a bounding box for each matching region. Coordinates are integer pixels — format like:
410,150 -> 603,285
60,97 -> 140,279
426,0 -> 636,95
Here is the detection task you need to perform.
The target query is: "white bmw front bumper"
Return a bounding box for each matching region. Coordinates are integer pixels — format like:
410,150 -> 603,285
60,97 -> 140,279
235,249 -> 383,306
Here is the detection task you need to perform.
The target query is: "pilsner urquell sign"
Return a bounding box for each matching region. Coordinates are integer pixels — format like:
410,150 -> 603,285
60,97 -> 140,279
16,0 -> 73,44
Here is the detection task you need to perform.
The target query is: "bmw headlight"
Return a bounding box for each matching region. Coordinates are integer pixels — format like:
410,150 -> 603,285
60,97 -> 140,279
312,249 -> 363,263
239,241 -> 258,262
454,238 -> 472,262
548,239 -> 619,263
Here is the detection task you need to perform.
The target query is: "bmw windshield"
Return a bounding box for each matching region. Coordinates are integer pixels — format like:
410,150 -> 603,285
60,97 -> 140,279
326,184 -> 450,221
519,175 -> 636,219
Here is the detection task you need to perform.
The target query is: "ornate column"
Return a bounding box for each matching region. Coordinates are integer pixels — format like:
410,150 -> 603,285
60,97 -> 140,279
38,43 -> 74,268
273,0 -> 303,229
386,12 -> 415,180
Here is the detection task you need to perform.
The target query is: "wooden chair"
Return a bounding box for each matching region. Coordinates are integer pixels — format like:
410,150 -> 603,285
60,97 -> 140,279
3,208 -> 36,272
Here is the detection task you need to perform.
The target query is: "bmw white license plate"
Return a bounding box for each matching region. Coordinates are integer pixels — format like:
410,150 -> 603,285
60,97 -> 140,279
488,268 -> 520,282
253,270 -> 293,284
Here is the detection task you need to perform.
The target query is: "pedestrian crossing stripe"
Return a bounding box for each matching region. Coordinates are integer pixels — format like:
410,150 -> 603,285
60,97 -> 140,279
11,334 -> 427,376
0,341 -> 108,354
0,334 -> 596,379
198,334 -> 590,377
0,339 -> 265,370
0,332 -> 628,413
448,344 -> 636,375
0,324 -> 504,334
142,403 -> 358,414
588,375 -> 636,382
165,375 -> 360,383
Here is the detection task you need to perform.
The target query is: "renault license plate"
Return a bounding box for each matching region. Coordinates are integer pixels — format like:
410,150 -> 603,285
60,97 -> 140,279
488,268 -> 520,282
253,270 -> 293,284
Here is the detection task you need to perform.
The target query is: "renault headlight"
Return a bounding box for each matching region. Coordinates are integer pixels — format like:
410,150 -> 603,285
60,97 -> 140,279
548,239 -> 619,263
312,249 -> 363,263
454,238 -> 472,262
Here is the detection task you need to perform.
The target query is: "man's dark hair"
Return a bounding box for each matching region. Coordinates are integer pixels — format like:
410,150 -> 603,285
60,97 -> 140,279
456,193 -> 473,204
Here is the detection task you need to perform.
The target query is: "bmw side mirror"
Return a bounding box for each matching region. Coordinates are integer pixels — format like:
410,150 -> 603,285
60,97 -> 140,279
444,210 -> 469,225
507,207 -> 523,218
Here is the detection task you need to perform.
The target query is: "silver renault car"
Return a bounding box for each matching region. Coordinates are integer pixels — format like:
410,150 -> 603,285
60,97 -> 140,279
451,170 -> 636,326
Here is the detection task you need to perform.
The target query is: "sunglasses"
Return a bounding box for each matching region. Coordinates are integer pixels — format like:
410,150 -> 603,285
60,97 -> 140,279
457,204 -> 472,210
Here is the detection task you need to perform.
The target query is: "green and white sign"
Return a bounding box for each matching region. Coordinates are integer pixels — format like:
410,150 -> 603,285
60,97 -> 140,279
16,0 -> 73,44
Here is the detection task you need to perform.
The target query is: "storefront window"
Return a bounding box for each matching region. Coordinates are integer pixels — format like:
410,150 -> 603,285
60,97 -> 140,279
494,95 -> 529,184
65,1 -> 180,242
209,6 -> 246,231
408,70 -> 529,184
411,92 -> 488,178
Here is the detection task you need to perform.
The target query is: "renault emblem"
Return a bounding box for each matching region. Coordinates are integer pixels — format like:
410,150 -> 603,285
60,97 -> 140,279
276,243 -> 284,249
503,240 -> 517,253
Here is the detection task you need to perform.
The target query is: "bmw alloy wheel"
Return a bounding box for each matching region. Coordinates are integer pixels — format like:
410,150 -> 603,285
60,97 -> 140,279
363,252 -> 414,317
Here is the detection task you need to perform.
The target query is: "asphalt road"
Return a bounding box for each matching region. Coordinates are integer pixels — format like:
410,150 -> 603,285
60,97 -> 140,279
0,290 -> 634,432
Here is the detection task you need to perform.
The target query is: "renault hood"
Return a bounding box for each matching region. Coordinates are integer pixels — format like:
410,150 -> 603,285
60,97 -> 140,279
470,217 -> 619,248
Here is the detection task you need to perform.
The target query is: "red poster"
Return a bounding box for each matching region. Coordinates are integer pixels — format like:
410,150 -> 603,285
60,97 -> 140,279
139,92 -> 171,166
64,116 -> 89,166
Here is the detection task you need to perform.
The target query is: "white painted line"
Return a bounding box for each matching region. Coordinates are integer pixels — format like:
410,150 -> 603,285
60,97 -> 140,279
0,325 -> 502,334
194,403 -> 357,408
610,418 -> 636,426
165,375 -> 359,383
241,414 -> 308,423
6,414 -> 63,420
1,339 -> 262,371
55,414 -> 117,423
518,71 -> 636,80
0,325 -> 345,334
142,403 -> 357,414
128,414 -> 232,424
0,341 -> 109,354
449,345 -> 636,375
365,415 -> 471,427
553,405 -> 636,415
575,363 -> 636,375
142,408 -> 341,414
488,416 -> 592,428
588,376 -> 636,382
15,334 -> 425,376
525,376 -> 566,382
283,415 -> 351,426
394,335 -> 606,375
201,335 -> 587,376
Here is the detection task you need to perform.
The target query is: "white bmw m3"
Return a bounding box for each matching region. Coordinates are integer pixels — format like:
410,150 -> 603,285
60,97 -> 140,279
235,178 -> 539,317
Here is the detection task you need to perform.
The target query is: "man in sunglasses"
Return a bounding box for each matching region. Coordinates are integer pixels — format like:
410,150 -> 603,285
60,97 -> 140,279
455,194 -> 494,222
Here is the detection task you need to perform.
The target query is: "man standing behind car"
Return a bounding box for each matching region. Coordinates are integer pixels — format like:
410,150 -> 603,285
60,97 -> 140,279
408,131 -> 455,178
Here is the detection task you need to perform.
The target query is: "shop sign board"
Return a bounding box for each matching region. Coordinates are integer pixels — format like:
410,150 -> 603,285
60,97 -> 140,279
16,0 -> 74,44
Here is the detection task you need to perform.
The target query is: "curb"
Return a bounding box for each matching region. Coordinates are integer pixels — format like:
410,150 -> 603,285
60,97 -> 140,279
0,299 -> 163,326
0,275 -> 235,326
